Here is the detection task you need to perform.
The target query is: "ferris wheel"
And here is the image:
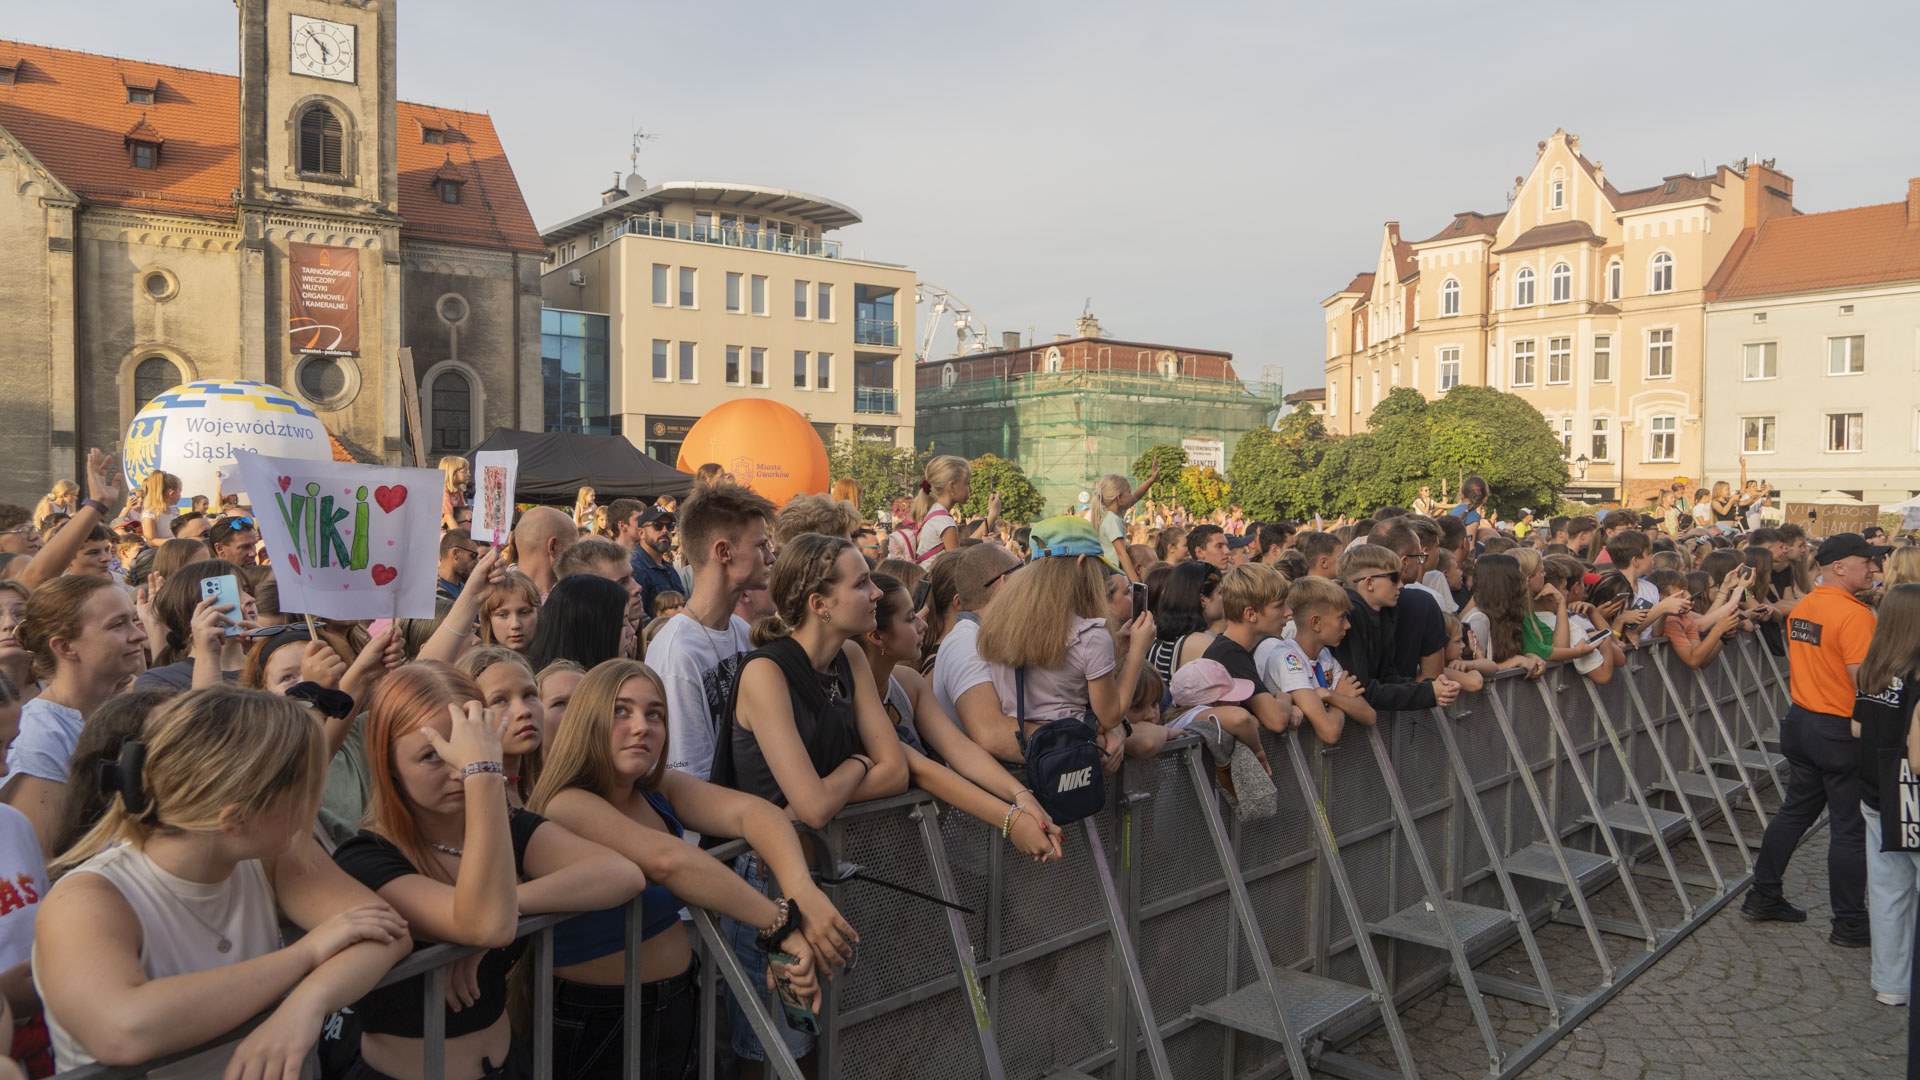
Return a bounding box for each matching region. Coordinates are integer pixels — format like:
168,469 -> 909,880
914,281 -> 994,361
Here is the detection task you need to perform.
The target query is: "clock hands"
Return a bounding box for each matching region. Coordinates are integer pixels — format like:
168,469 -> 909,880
300,27 -> 335,65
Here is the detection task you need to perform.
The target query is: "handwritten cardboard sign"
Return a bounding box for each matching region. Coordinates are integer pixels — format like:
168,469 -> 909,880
231,451 -> 440,620
473,450 -> 519,548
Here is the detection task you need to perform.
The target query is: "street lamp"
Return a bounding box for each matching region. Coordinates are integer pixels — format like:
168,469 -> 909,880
1574,454 -> 1590,480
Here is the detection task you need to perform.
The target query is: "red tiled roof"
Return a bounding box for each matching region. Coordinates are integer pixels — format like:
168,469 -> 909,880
1494,220 -> 1603,254
1613,173 -> 1718,211
0,39 -> 542,253
1340,272 -> 1375,295
1419,211 -> 1506,244
1715,200 -> 1920,300
1392,238 -> 1418,281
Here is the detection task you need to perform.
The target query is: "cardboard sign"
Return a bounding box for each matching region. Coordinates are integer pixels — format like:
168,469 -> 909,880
230,451 -> 440,620
1784,501 -> 1880,539
473,450 -> 519,548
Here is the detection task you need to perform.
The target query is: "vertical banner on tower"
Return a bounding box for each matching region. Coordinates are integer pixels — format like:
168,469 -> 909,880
473,450 -> 519,549
288,242 -> 362,357
231,451 -> 440,620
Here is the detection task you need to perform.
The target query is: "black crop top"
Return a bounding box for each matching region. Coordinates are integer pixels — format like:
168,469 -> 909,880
332,808 -> 546,1038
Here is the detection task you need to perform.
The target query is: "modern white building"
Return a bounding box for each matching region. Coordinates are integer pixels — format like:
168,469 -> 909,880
1703,178 -> 1920,503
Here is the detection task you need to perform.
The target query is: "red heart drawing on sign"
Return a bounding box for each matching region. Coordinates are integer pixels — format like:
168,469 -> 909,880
277,476 -> 292,493
374,486 -> 407,514
287,553 -> 301,574
371,564 -> 398,586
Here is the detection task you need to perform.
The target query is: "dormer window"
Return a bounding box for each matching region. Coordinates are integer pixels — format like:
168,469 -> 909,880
0,65 -> 16,86
438,180 -> 463,204
431,155 -> 467,204
130,141 -> 158,170
423,127 -> 446,144
124,76 -> 157,105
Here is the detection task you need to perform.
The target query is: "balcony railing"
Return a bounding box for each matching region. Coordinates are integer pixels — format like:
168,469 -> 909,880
611,216 -> 841,259
854,386 -> 898,414
854,318 -> 899,347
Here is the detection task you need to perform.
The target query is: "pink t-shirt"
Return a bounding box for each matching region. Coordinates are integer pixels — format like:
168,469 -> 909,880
988,617 -> 1116,723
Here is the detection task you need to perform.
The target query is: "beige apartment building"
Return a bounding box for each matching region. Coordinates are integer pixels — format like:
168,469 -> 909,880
1323,130 -> 1795,503
540,178 -> 916,465
1703,179 -> 1920,504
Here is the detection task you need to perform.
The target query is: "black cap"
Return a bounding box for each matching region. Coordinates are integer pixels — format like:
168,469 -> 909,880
1814,532 -> 1891,565
1225,533 -> 1256,550
638,505 -> 676,527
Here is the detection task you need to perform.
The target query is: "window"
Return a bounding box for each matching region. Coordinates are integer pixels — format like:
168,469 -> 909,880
1512,340 -> 1536,386
1561,417 -> 1574,457
677,342 -> 695,382
1546,337 -> 1572,384
1590,417 -> 1611,462
1828,335 -> 1866,375
430,369 -> 473,453
1752,312 -> 1768,324
816,283 -> 833,321
132,356 -> 180,412
1839,304 -> 1855,316
1514,268 -> 1535,307
652,264 -> 669,306
129,141 -> 159,170
1438,347 -> 1460,391
751,275 -> 767,316
1743,342 -> 1777,380
437,180 -> 462,204
815,352 -> 832,390
651,339 -> 670,381
126,86 -> 154,105
794,350 -> 809,389
725,346 -> 742,385
750,348 -> 767,387
1827,412 -> 1864,452
1742,415 -> 1777,453
1593,335 -> 1612,382
678,267 -> 695,308
423,128 -> 445,145
1645,328 -> 1674,378
794,280 -> 810,318
297,105 -> 344,176
0,66 -> 14,86
1607,259 -> 1622,301
1649,252 -> 1674,294
1551,177 -> 1565,209
1441,277 -> 1460,316
725,273 -> 742,313
1648,415 -> 1677,462
1550,262 -> 1571,303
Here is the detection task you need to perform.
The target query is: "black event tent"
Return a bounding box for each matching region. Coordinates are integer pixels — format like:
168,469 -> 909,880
466,429 -> 693,501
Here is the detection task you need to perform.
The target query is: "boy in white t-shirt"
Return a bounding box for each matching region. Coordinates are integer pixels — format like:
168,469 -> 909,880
1255,577 -> 1376,744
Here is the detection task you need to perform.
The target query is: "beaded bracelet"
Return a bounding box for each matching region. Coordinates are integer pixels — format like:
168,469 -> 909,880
1001,804 -> 1025,840
461,760 -> 505,779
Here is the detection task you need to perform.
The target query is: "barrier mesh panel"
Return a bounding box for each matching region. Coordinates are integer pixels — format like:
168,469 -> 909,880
838,986 -> 981,1080
834,806 -> 954,1013
995,936 -> 1113,1078
1138,754 -> 1222,909
1141,893 -> 1230,1019
1248,860 -> 1316,968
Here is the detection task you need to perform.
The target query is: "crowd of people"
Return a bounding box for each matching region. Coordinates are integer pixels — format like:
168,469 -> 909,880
0,445 -> 1909,1080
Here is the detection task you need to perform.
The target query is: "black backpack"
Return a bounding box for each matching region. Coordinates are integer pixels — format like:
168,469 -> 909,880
1014,670 -> 1106,825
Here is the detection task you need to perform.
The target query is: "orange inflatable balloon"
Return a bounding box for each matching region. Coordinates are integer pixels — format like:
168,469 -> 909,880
675,399 -> 830,509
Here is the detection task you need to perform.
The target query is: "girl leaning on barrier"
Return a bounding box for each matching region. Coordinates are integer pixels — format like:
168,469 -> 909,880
1853,583 -> 1920,1006
331,663 -> 644,1080
528,658 -> 860,1080
34,686 -> 412,1077
858,573 -> 1063,862
711,533 -> 909,1072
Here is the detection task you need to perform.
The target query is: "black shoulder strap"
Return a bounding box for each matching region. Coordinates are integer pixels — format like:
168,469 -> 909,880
1014,668 -> 1030,756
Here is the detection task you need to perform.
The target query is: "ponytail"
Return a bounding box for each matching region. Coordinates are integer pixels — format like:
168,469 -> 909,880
910,455 -> 970,533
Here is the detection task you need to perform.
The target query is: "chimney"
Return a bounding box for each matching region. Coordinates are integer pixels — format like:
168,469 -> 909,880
1075,311 -> 1104,338
1052,333 -> 1070,343
1742,159 -> 1796,230
1000,330 -> 1021,351
599,176 -> 625,206
1909,177 -> 1920,228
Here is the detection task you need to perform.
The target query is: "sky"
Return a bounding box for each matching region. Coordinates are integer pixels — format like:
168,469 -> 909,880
13,1 -> 1920,394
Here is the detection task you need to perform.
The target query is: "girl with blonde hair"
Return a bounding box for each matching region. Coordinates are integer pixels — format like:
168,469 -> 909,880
573,485 -> 598,530
529,659 -> 858,1078
30,481 -> 78,532
35,686 -> 411,1075
909,455 -> 998,563
438,456 -> 469,531
1093,467 -> 1156,581
1881,546 -> 1920,589
136,471 -> 182,542
332,662 -> 643,1080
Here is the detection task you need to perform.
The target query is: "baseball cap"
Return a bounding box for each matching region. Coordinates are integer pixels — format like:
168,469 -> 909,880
1026,515 -> 1114,566
1814,532 -> 1891,565
1170,658 -> 1255,709
1225,533 -> 1256,551
638,505 -> 675,527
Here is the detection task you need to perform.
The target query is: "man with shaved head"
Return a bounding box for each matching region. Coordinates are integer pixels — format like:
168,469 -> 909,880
932,543 -> 1025,748
511,506 -> 578,600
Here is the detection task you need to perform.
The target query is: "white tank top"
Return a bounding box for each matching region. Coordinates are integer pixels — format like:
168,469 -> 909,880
41,843 -> 281,1075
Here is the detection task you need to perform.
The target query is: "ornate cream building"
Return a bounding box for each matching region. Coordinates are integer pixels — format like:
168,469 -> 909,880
0,0 -> 545,505
1323,130 -> 1795,503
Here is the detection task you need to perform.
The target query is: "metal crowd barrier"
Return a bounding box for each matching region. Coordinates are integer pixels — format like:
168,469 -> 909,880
62,635 -> 1788,1080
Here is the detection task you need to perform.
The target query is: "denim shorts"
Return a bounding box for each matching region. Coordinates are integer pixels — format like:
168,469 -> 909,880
720,854 -> 816,1064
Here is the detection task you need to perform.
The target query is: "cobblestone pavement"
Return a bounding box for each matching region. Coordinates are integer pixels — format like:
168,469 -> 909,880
1331,823 -> 1907,1079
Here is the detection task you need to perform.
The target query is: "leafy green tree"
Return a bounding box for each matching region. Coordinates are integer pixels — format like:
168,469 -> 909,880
1229,409 -> 1332,520
1130,444 -> 1188,504
1175,466 -> 1231,517
1424,386 -> 1568,518
957,454 -> 1045,524
827,437 -> 924,521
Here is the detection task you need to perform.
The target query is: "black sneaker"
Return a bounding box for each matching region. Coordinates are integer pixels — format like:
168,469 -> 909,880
1739,891 -> 1807,923
1829,922 -> 1871,948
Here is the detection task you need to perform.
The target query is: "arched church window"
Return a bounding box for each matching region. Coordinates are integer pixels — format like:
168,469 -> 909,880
133,356 -> 180,412
298,105 -> 345,176
431,369 -> 473,453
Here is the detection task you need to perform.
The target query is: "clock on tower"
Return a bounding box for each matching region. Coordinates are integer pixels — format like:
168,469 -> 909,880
289,14 -> 355,82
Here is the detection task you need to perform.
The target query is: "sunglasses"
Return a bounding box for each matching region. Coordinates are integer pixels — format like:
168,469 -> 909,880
240,621 -> 323,640
208,516 -> 256,541
985,564 -> 1022,590
1357,570 -> 1401,585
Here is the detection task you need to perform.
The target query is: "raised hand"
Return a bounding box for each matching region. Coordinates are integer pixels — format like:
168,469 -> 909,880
423,700 -> 506,774
298,638 -> 348,689
188,595 -> 232,657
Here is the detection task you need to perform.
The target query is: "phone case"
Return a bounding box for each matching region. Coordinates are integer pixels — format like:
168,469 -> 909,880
200,575 -> 243,636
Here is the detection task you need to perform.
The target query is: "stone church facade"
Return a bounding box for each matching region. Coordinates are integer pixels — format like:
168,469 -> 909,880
0,0 -> 545,505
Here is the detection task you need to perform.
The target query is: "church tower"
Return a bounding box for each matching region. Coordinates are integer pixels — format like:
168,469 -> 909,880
234,0 -> 405,461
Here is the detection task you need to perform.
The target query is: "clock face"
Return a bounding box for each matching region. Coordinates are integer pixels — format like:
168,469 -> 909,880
290,15 -> 355,83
